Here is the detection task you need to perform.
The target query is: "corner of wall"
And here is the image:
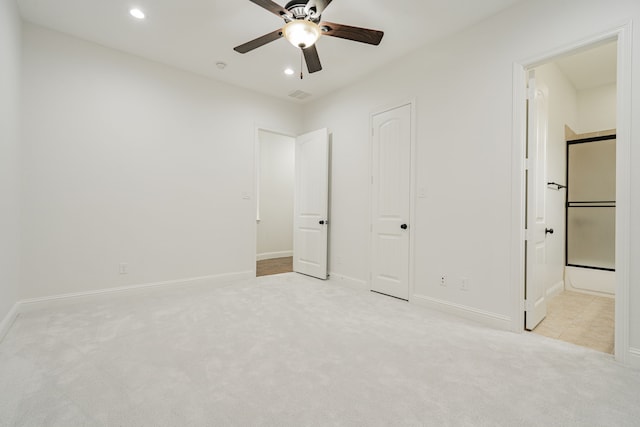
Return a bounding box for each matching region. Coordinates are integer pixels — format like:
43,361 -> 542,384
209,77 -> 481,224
0,302 -> 20,343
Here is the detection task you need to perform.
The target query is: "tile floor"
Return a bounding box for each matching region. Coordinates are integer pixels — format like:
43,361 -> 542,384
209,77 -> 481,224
256,256 -> 293,277
531,290 -> 615,354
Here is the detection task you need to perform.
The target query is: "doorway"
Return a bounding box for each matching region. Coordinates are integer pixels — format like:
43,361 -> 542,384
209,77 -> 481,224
256,129 -> 295,277
520,39 -> 623,355
255,128 -> 330,279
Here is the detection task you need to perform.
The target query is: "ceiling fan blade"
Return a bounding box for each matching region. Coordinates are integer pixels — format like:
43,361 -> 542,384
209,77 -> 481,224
320,21 -> 384,45
234,29 -> 283,54
249,0 -> 291,19
306,0 -> 333,16
303,45 -> 322,73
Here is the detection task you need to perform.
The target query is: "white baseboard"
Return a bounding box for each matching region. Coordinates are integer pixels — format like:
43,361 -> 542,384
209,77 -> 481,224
328,272 -> 368,291
411,294 -> 512,331
256,251 -> 293,261
16,271 -> 254,315
546,280 -> 564,298
0,302 -> 20,342
630,347 -> 640,370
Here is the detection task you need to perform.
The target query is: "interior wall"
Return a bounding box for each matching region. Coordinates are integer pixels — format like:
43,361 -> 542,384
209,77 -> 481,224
534,62 -> 579,297
0,0 -> 22,324
257,130 -> 295,260
20,24 -> 302,299
302,0 -> 640,357
577,83 -> 617,133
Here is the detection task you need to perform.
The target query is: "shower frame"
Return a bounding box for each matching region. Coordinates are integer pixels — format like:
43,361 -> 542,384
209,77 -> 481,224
565,134 -> 616,272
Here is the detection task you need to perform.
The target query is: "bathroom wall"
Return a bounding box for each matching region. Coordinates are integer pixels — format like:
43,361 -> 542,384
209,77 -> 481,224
577,83 -> 617,133
534,63 -> 579,298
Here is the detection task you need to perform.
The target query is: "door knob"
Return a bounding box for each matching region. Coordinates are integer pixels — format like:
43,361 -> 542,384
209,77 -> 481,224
400,224 -> 408,230
545,228 -> 554,235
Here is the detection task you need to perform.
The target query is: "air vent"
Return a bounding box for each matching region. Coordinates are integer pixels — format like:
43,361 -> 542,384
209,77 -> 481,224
288,89 -> 312,100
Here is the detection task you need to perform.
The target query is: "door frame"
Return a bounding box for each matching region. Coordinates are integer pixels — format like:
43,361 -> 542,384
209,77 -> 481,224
253,125 -> 297,277
368,99 -> 417,300
510,23 -> 632,365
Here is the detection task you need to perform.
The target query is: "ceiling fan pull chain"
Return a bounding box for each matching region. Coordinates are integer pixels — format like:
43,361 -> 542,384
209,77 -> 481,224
300,49 -> 304,80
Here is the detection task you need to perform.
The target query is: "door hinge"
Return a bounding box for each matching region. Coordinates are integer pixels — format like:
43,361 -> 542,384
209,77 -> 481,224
527,87 -> 536,101
524,158 -> 530,170
524,299 -> 533,311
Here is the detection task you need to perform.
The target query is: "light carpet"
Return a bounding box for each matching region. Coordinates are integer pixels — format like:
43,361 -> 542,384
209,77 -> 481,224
0,273 -> 638,426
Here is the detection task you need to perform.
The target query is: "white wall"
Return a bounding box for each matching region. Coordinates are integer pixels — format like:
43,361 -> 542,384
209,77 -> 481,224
257,130 -> 295,260
577,83 -> 617,133
303,0 -> 640,360
535,63 -> 579,297
0,0 -> 22,327
20,24 -> 302,299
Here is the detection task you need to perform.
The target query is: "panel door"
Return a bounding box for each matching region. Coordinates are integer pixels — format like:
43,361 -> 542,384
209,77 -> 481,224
371,104 -> 411,300
525,73 -> 549,330
293,128 -> 329,279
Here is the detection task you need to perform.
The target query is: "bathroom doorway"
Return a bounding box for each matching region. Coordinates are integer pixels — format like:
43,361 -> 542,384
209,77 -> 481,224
525,41 -> 618,353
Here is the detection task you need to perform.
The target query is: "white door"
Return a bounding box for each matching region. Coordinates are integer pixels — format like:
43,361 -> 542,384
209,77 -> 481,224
371,104 -> 411,300
293,128 -> 329,279
525,72 -> 549,330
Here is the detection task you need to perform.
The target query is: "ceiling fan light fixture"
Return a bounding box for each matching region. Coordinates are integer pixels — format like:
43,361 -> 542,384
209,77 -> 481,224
283,20 -> 321,49
129,8 -> 145,20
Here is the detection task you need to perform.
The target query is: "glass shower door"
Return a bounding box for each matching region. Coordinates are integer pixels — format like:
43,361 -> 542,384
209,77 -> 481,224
566,136 -> 616,271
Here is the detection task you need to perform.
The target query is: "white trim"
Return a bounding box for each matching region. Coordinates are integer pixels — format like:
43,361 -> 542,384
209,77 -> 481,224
408,99 -> 418,302
17,271 -> 254,315
328,272 -> 368,291
546,280 -> 564,299
510,24 -> 632,365
412,294 -> 512,331
613,22 -> 632,367
257,251 -> 293,261
0,302 -> 20,342
630,348 -> 640,370
510,60 -> 527,333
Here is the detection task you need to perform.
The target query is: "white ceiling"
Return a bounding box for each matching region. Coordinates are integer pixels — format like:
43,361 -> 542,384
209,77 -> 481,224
17,0 -> 527,103
554,41 -> 617,90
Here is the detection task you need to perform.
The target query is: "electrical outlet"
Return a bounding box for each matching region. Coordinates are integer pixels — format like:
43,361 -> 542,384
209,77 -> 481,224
460,277 -> 469,291
119,263 -> 128,275
440,275 -> 447,286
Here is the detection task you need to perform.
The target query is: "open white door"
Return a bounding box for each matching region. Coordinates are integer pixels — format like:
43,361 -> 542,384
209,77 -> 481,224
525,71 -> 549,330
370,104 -> 411,300
293,128 -> 329,279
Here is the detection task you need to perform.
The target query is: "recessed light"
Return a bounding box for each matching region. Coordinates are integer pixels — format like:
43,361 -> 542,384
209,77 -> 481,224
129,8 -> 145,19
216,62 -> 227,70
284,68 -> 295,75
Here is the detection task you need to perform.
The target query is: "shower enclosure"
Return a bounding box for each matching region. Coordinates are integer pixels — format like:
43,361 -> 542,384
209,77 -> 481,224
565,134 -> 616,294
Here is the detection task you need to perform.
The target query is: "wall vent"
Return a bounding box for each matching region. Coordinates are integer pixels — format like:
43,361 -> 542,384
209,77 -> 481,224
288,90 -> 312,100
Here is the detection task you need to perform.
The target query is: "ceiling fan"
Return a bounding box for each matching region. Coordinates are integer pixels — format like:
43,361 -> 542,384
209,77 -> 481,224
233,0 -> 384,75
